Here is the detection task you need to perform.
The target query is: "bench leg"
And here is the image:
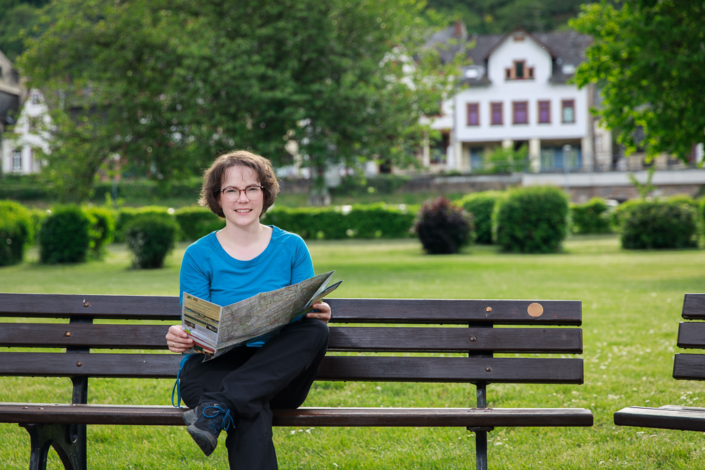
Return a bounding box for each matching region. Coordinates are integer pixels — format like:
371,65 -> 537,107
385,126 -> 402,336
21,423 -> 86,470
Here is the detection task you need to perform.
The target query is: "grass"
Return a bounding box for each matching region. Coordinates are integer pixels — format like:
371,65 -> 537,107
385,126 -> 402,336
1,234 -> 705,468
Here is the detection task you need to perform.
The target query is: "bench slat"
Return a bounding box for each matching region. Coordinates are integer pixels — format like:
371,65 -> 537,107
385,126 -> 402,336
677,322 -> 705,349
614,405 -> 705,431
673,354 -> 705,380
0,403 -> 593,427
0,294 -> 581,325
682,294 -> 705,320
0,324 -> 582,353
0,353 -> 583,383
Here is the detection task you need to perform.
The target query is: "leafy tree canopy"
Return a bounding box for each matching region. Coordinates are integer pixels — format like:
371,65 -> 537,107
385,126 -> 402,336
19,0 -> 457,201
572,0 -> 705,162
426,0 -> 598,34
0,0 -> 51,61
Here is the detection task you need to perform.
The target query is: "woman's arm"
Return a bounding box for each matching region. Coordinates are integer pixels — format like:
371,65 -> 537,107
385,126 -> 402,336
167,248 -> 210,353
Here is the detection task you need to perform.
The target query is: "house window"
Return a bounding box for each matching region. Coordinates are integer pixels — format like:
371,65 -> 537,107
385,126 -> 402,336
513,101 -> 528,124
505,61 -> 533,80
562,100 -> 575,123
491,102 -> 503,125
12,149 -> 22,171
31,92 -> 39,105
538,101 -> 551,124
467,103 -> 479,126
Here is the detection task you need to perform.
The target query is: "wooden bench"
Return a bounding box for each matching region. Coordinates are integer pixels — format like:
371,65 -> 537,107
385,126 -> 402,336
615,294 -> 705,431
0,293 -> 592,470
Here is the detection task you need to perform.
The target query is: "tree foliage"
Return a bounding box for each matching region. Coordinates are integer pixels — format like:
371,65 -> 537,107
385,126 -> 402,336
19,0 -> 456,201
426,0 -> 597,34
572,0 -> 705,162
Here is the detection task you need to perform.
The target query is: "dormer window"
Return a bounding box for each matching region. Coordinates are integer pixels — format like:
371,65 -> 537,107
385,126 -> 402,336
31,92 -> 40,105
505,61 -> 534,80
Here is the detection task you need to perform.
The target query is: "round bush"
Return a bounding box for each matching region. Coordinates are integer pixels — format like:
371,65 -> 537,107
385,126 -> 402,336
619,199 -> 698,249
493,186 -> 569,253
125,216 -> 179,268
115,206 -> 175,242
0,200 -> 34,266
175,206 -> 225,241
39,206 -> 91,264
457,191 -> 501,244
83,207 -> 116,258
570,198 -> 612,234
414,197 -> 474,254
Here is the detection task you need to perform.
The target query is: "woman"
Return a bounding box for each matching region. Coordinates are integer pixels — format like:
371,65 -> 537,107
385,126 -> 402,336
165,150 -> 331,469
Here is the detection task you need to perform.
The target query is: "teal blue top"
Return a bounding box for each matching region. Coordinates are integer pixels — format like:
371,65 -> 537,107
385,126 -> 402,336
179,226 -> 315,348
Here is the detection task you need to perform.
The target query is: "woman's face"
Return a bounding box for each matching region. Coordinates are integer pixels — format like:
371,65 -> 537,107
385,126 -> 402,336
218,165 -> 264,229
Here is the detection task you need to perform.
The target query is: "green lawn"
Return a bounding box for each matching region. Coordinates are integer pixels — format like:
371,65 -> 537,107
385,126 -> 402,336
1,235 -> 704,469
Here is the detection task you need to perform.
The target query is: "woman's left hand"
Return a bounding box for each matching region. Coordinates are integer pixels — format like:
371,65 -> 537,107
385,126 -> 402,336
306,301 -> 331,323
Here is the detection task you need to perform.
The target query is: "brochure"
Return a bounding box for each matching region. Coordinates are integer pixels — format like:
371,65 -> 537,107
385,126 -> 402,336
182,271 -> 341,360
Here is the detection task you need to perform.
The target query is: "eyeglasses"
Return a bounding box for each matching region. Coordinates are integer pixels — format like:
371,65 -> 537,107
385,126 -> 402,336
220,185 -> 263,201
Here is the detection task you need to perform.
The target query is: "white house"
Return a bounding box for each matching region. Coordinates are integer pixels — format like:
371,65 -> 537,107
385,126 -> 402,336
1,88 -> 52,175
0,49 -> 22,139
425,25 -> 611,173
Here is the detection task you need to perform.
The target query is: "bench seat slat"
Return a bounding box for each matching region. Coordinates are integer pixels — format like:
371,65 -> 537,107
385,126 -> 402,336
0,294 -> 582,325
0,403 -> 593,427
677,322 -> 705,349
0,324 -> 582,353
0,353 -> 584,384
673,354 -> 705,380
614,405 -> 705,431
682,294 -> 705,320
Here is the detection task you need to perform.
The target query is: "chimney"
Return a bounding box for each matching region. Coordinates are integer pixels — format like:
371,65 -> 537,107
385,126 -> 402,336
454,20 -> 467,39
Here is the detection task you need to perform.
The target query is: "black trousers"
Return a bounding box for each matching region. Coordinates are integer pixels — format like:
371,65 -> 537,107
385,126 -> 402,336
179,318 -> 329,469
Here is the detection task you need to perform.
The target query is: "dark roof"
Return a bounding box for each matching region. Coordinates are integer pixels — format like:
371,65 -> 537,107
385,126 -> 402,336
0,90 -> 20,127
427,26 -> 592,86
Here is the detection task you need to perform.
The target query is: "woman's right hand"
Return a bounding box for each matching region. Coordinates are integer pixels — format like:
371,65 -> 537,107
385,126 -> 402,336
166,325 -> 194,353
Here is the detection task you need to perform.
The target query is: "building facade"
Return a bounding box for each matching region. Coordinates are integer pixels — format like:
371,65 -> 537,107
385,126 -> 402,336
1,88 -> 51,175
425,26 -> 612,173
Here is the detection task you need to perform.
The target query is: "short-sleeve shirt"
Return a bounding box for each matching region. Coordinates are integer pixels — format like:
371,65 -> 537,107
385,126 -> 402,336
179,225 -> 315,347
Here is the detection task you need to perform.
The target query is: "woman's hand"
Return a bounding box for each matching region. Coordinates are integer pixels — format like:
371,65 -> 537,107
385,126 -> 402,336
166,325 -> 194,353
306,301 -> 331,324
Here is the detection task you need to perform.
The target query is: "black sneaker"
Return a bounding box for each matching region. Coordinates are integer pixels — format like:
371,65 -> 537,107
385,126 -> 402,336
186,402 -> 236,456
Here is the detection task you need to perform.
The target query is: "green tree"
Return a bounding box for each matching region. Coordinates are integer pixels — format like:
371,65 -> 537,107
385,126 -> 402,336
0,0 -> 52,61
572,0 -> 705,162
19,0 -> 455,201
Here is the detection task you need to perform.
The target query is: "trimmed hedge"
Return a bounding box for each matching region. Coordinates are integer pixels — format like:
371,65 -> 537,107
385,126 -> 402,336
457,191 -> 501,244
83,207 -> 116,259
39,205 -> 91,264
415,197 -> 474,254
619,199 -> 699,249
0,200 -> 34,266
115,206 -> 175,242
125,215 -> 179,268
570,198 -> 612,234
493,186 -> 569,253
175,206 -> 225,241
262,203 -> 416,240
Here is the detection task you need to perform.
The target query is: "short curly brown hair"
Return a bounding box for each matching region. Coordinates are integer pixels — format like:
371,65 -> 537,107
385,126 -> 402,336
198,150 -> 280,218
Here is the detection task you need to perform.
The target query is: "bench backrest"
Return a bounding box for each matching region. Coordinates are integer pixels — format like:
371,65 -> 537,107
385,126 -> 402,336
675,294 -> 705,380
0,294 -> 583,387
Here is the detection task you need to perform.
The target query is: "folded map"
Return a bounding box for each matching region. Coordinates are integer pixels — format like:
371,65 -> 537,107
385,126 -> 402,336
182,271 -> 341,360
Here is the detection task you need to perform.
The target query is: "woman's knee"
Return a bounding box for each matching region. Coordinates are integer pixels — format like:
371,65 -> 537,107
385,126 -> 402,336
304,318 -> 329,351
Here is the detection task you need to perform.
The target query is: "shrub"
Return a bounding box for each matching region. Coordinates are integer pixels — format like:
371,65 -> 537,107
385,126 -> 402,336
570,198 -> 612,234
175,206 -> 225,241
414,197 -> 474,254
39,205 -> 91,264
124,216 -> 179,268
28,208 -> 48,241
0,200 -> 34,266
457,191 -> 501,244
115,206 -> 175,242
263,203 -> 415,240
83,207 -> 116,258
493,186 -> 569,253
619,199 -> 699,249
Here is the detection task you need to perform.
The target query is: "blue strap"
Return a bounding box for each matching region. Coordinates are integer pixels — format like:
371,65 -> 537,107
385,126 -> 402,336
171,354 -> 193,408
202,405 -> 235,433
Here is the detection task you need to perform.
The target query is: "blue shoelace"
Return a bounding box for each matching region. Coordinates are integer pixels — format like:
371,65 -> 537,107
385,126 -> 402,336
202,405 -> 235,433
